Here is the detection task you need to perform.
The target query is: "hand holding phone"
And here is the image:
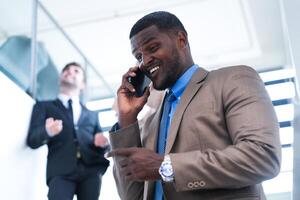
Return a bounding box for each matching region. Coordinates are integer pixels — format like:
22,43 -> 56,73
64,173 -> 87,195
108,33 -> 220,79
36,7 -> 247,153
128,68 -> 151,97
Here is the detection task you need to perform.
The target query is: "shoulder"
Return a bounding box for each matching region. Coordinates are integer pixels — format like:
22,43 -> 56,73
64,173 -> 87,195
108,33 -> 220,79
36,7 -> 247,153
206,65 -> 259,83
210,65 -> 257,76
34,99 -> 56,107
82,105 -> 98,116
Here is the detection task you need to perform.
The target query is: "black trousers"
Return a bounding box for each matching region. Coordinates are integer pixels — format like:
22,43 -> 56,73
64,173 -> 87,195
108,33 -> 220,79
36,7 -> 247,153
48,161 -> 102,200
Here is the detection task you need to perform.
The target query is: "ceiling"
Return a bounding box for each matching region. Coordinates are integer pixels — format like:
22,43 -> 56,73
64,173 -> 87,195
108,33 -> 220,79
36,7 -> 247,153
0,0 -> 290,100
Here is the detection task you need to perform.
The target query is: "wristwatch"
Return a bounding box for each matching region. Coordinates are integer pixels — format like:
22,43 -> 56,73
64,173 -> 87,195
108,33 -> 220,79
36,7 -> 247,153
159,155 -> 174,182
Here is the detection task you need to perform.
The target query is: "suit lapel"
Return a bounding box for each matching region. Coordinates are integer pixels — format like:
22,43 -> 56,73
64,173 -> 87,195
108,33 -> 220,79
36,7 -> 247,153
77,104 -> 87,126
54,99 -> 65,110
142,94 -> 166,151
165,68 -> 209,153
54,99 -> 74,124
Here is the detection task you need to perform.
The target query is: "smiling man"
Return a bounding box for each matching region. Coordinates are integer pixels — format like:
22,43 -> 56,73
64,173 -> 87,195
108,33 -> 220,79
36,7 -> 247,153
108,11 -> 281,200
27,62 -> 110,200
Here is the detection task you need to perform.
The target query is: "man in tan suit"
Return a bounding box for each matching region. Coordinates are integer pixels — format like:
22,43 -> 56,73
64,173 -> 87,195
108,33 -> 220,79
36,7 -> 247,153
108,11 -> 281,200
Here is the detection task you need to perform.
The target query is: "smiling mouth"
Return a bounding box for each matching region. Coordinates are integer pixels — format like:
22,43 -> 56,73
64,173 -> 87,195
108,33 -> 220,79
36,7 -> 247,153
149,66 -> 159,74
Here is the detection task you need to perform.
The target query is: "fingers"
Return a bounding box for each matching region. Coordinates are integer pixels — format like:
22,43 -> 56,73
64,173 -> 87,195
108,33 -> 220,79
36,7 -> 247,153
119,159 -> 146,182
107,147 -> 136,158
117,158 -> 136,179
119,158 -> 130,167
142,86 -> 151,99
109,147 -> 159,181
45,117 -> 63,136
119,66 -> 139,94
46,117 -> 54,124
46,118 -> 62,126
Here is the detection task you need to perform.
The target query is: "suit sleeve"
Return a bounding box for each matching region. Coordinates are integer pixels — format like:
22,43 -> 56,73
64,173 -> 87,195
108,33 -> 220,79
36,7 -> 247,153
90,111 -> 110,153
27,102 -> 51,149
94,111 -> 103,133
109,122 -> 144,200
171,66 -> 282,191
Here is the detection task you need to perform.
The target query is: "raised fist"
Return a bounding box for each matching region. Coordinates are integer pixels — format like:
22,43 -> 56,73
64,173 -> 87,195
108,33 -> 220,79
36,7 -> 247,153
45,117 -> 63,136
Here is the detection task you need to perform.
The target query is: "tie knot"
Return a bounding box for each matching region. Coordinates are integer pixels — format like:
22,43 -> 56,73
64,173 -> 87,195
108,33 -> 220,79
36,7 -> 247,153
166,90 -> 176,102
68,99 -> 73,108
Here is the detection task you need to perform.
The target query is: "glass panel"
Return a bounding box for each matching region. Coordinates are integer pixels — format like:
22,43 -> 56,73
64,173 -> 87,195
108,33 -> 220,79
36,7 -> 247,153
263,171 -> 292,195
281,147 -> 293,172
34,6 -> 84,100
266,82 -> 295,101
260,68 -> 295,82
0,2 -> 115,101
274,104 -> 294,122
280,127 -> 293,145
36,5 -> 114,101
86,97 -> 115,111
98,110 -> 117,128
259,69 -> 295,199
0,0 -> 32,93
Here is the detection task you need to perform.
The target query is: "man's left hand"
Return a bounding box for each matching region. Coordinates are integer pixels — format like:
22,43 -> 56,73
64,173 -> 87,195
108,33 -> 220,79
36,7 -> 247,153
107,147 -> 164,181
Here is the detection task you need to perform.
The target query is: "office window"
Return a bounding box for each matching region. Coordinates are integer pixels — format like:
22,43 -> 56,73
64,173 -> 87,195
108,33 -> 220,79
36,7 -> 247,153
260,68 -> 295,199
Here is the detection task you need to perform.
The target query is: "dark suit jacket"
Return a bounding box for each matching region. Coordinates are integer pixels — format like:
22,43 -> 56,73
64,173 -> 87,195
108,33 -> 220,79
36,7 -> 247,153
109,66 -> 281,200
27,99 -> 109,183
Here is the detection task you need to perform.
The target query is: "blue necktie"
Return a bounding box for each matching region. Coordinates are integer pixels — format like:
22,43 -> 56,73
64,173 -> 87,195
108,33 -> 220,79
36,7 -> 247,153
154,91 -> 176,200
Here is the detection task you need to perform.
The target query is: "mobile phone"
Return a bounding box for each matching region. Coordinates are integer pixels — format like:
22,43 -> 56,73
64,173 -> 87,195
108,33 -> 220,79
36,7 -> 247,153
129,68 -> 151,97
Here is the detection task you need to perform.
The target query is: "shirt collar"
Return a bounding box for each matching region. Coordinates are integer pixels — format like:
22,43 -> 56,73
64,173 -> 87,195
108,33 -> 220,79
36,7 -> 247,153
58,93 -> 80,107
170,64 -> 199,99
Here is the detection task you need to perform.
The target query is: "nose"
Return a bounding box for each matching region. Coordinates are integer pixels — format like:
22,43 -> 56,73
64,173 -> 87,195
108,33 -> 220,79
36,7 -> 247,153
141,53 -> 154,68
64,69 -> 76,77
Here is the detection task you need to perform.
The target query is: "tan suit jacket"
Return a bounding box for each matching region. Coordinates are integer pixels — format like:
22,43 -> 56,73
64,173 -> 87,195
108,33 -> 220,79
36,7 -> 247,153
110,65 -> 281,200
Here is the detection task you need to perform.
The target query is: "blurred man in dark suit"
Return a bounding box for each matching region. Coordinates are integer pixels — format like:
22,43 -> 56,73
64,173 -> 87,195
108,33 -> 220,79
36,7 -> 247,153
27,62 -> 110,200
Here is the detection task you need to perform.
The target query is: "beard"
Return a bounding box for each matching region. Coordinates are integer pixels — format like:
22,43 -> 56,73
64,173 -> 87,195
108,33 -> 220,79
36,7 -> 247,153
153,49 -> 181,90
60,79 -> 78,89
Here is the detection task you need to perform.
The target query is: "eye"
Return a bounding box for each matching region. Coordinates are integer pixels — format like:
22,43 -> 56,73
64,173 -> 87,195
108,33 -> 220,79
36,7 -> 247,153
149,45 -> 159,53
136,54 -> 142,63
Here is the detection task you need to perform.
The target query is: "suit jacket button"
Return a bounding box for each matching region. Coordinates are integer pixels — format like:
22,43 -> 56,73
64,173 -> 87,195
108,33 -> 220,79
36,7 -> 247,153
187,182 -> 194,188
199,181 -> 206,187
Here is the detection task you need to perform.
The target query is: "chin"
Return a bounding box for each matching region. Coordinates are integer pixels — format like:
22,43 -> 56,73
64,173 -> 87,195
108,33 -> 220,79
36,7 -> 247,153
152,82 -> 167,91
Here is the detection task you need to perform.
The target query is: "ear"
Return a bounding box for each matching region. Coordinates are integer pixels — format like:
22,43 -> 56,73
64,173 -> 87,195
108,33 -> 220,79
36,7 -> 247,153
177,31 -> 188,49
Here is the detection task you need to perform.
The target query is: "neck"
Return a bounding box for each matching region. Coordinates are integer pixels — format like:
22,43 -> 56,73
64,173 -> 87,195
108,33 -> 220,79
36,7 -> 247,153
181,59 -> 194,75
181,49 -> 194,72
185,52 -> 194,68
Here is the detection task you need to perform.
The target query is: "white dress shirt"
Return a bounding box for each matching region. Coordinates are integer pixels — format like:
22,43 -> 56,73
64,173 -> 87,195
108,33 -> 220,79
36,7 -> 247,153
58,93 -> 82,125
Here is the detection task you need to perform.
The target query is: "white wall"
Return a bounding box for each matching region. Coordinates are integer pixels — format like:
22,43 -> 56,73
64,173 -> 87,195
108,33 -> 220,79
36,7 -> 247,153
0,72 -> 48,200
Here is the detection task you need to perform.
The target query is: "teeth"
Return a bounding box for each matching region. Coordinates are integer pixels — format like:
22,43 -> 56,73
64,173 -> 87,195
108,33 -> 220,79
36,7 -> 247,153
150,66 -> 159,74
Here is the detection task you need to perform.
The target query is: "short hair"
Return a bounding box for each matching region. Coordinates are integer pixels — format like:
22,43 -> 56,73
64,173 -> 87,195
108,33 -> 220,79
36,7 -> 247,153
61,62 -> 86,82
129,11 -> 187,39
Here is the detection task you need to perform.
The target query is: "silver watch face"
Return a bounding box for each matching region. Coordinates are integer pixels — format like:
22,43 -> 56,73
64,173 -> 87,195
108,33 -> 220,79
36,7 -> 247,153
160,162 -> 173,177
